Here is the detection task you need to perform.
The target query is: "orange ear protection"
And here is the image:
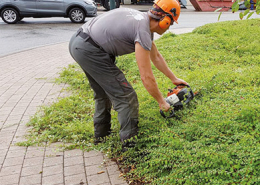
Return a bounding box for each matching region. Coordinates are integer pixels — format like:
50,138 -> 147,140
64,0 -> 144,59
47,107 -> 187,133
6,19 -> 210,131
158,14 -> 173,29
154,0 -> 181,28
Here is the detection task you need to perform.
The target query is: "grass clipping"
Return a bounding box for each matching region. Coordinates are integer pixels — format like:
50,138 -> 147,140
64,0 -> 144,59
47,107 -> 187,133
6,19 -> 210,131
20,19 -> 260,184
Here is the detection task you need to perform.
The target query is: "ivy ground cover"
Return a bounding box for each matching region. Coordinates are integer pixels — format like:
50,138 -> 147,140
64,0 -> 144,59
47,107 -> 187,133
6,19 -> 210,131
21,19 -> 260,184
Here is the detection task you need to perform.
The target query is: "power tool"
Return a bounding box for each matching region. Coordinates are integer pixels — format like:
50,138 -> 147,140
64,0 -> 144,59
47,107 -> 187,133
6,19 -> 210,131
160,85 -> 195,118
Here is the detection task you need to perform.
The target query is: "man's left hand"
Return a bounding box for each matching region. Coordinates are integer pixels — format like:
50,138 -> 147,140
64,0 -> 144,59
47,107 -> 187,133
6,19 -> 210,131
172,78 -> 188,86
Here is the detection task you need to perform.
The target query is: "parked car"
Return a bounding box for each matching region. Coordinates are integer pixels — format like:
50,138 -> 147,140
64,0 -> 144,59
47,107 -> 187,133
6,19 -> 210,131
0,0 -> 97,24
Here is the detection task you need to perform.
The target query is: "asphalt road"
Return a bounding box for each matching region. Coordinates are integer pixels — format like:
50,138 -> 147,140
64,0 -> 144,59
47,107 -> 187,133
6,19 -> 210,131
0,17 -> 95,57
0,5 -> 259,57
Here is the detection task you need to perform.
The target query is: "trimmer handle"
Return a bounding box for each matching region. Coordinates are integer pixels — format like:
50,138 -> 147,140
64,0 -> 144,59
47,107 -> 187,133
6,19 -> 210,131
176,84 -> 195,103
160,84 -> 194,119
183,85 -> 195,104
160,109 -> 175,118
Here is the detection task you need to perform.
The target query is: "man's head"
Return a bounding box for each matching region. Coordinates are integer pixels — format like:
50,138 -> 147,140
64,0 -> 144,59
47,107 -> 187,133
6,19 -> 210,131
148,0 -> 181,29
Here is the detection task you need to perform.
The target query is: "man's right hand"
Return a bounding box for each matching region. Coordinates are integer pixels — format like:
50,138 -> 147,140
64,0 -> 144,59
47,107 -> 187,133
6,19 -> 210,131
159,100 -> 171,112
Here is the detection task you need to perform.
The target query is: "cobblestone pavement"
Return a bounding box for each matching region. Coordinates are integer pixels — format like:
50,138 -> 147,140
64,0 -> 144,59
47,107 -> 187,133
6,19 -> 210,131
0,43 -> 127,185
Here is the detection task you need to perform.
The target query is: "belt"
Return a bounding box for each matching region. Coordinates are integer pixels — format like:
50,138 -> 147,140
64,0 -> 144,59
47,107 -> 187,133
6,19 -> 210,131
77,28 -> 103,50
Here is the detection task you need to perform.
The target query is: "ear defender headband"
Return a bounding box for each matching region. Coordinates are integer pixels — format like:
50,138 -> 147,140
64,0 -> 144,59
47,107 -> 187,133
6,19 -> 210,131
149,4 -> 177,29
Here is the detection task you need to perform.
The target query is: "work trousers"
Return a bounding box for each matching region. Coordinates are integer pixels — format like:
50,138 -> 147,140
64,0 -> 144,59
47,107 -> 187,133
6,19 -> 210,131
69,32 -> 139,142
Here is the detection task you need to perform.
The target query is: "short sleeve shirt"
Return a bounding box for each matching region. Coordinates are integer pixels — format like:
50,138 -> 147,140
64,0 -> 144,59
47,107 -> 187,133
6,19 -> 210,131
82,8 -> 153,56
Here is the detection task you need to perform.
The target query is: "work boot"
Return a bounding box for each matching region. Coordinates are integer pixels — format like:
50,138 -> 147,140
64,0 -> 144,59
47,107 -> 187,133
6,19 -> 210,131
94,131 -> 111,145
122,140 -> 136,152
94,137 -> 106,145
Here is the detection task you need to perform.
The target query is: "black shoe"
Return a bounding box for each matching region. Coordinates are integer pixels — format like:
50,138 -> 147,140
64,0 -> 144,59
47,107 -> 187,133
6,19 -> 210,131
94,137 -> 106,145
94,131 -> 111,145
122,141 -> 136,152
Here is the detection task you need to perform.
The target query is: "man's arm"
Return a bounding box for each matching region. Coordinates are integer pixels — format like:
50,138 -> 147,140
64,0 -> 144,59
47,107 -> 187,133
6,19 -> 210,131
150,41 -> 188,86
135,42 -> 170,111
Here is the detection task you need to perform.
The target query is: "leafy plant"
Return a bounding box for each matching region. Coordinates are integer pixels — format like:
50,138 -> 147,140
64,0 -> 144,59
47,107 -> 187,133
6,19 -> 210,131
217,0 -> 260,20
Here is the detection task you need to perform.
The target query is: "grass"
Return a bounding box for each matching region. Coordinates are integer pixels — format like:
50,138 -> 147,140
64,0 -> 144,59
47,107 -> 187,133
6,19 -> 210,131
19,19 -> 260,184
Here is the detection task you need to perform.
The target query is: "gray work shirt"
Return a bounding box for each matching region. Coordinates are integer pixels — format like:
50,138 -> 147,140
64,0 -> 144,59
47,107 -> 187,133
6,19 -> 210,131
82,8 -> 153,56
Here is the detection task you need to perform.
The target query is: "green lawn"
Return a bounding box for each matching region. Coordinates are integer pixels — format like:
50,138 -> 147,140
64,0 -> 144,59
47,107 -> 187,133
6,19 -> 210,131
20,19 -> 260,184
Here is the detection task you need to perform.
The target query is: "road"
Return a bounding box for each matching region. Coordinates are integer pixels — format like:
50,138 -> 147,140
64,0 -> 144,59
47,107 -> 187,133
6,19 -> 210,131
0,5 -> 259,57
0,17 -> 95,57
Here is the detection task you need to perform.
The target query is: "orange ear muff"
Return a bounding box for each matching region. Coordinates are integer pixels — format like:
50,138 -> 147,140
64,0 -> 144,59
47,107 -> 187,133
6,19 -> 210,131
158,15 -> 173,29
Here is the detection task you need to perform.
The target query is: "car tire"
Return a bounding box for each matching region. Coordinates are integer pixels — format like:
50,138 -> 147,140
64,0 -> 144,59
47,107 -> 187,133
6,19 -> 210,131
103,0 -> 120,11
1,8 -> 20,24
69,8 -> 86,23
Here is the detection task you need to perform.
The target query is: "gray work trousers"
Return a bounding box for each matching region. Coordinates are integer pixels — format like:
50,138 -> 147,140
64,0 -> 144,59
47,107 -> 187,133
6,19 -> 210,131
69,32 -> 139,142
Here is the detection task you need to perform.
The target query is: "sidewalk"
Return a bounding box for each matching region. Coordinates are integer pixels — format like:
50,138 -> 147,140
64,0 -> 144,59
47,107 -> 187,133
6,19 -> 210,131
0,43 -> 128,185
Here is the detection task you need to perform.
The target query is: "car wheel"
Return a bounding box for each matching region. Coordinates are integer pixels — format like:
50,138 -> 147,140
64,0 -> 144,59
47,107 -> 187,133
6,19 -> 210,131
69,8 -> 86,23
1,8 -> 20,24
103,0 -> 120,11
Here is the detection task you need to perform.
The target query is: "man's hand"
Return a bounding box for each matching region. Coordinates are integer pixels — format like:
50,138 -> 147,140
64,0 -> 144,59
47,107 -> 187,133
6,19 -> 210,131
172,78 -> 188,86
159,100 -> 171,112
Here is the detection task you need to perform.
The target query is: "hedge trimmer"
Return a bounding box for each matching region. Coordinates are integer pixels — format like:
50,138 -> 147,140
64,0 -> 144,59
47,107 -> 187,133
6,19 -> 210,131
160,85 -> 195,118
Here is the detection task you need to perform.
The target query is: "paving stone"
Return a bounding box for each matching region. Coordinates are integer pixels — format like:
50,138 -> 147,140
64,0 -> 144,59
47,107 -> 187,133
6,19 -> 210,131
103,156 -> 117,167
64,149 -> 83,158
0,140 -> 12,148
0,145 -> 9,150
84,150 -> 102,158
42,173 -> 64,185
0,165 -> 22,177
8,145 -> 27,151
25,148 -> 45,158
44,156 -> 63,167
5,148 -> 26,158
64,173 -> 87,185
0,135 -> 13,143
107,164 -> 121,176
84,155 -> 104,166
87,173 -> 110,185
64,156 -> 84,167
109,174 -> 127,185
2,156 -> 24,167
42,164 -> 63,177
23,156 -> 44,167
45,149 -> 63,158
27,146 -> 46,152
48,142 -> 69,149
0,149 -> 8,157
10,107 -> 27,116
64,164 -> 85,176
0,173 -> 19,185
21,165 -> 43,177
85,164 -> 106,176
0,130 -> 15,138
19,174 -> 41,185
12,136 -> 28,144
